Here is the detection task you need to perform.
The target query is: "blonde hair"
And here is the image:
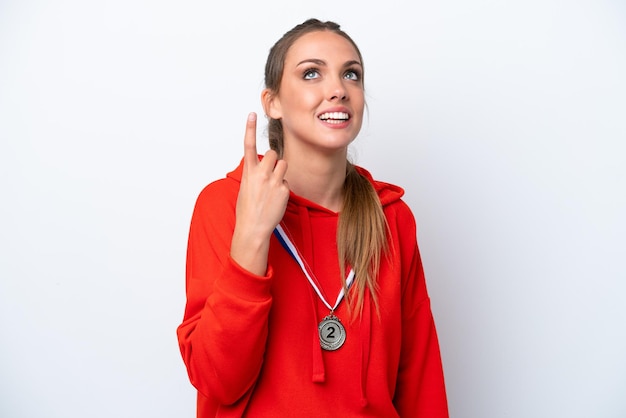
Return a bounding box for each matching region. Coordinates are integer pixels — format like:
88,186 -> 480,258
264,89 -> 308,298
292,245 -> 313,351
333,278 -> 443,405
265,19 -> 388,317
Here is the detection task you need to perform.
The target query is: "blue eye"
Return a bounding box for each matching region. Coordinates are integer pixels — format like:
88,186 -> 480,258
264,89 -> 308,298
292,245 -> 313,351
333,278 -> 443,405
344,70 -> 360,81
304,69 -> 320,80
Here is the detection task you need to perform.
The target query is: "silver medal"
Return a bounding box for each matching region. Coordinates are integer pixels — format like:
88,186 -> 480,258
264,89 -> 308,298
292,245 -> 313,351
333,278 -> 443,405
318,314 -> 346,351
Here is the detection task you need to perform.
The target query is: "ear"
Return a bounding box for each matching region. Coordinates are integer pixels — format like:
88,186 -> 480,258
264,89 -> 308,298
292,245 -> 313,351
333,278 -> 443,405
261,88 -> 282,119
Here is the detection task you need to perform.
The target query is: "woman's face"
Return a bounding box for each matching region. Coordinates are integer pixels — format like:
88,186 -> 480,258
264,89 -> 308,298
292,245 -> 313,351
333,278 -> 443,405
266,30 -> 365,156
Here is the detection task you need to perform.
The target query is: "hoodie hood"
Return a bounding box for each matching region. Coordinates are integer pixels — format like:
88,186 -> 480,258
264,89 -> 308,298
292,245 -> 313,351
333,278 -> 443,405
227,157 -> 405,408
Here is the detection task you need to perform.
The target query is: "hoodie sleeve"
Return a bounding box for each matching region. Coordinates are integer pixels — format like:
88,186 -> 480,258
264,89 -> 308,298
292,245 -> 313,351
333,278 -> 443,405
392,203 -> 449,417
176,180 -> 273,406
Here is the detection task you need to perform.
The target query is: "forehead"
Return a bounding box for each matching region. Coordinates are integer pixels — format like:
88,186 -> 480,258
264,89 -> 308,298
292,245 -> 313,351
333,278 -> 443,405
285,30 -> 360,66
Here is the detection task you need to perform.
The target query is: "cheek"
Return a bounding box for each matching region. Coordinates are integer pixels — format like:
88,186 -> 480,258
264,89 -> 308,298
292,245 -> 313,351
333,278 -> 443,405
352,93 -> 365,118
348,85 -> 365,104
297,88 -> 323,107
283,92 -> 321,120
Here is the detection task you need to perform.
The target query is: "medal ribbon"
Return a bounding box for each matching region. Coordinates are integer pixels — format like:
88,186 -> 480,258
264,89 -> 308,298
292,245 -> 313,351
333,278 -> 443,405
273,224 -> 355,312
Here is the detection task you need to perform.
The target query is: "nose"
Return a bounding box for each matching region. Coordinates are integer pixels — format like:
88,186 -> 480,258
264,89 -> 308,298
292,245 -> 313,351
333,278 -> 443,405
328,77 -> 348,101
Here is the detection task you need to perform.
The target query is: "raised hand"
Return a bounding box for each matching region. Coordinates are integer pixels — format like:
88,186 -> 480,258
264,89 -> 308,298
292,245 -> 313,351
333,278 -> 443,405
230,113 -> 289,276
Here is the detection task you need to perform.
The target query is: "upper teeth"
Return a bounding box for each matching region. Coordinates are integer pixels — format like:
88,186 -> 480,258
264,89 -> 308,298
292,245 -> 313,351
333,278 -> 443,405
319,112 -> 349,120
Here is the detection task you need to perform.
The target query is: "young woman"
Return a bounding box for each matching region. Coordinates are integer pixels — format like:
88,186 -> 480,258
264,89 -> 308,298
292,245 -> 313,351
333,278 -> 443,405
177,18 -> 449,417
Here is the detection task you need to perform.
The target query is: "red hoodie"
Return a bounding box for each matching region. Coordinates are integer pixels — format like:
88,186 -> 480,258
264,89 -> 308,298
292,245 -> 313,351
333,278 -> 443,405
177,159 -> 449,417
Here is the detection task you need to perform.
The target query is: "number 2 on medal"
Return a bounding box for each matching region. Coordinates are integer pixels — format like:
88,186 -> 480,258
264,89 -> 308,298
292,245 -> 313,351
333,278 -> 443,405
326,326 -> 335,339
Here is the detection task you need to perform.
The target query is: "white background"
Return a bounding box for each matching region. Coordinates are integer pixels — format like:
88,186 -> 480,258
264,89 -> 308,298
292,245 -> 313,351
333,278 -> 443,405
1,1 -> 625,417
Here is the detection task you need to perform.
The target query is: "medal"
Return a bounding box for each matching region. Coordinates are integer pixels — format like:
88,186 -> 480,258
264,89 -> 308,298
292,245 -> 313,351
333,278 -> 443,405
318,313 -> 346,351
274,224 -> 354,351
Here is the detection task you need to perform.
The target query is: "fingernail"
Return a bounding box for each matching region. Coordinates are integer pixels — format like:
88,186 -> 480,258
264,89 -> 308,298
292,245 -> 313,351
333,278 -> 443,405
248,112 -> 256,122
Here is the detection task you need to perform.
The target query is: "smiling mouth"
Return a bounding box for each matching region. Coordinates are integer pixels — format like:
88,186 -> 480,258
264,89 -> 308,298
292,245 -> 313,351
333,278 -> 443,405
319,112 -> 350,124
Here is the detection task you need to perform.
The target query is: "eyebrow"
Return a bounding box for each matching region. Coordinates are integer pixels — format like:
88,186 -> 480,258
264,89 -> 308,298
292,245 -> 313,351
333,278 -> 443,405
296,58 -> 362,68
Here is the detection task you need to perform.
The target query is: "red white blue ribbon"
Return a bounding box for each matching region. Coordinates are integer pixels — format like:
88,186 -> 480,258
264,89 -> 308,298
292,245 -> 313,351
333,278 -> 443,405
273,224 -> 355,312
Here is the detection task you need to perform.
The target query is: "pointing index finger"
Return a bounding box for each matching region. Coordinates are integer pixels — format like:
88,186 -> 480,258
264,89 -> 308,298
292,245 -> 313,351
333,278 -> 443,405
243,112 -> 258,167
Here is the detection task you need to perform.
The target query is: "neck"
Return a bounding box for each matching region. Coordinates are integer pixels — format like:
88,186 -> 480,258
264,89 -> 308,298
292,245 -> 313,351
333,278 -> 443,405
283,147 -> 347,212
